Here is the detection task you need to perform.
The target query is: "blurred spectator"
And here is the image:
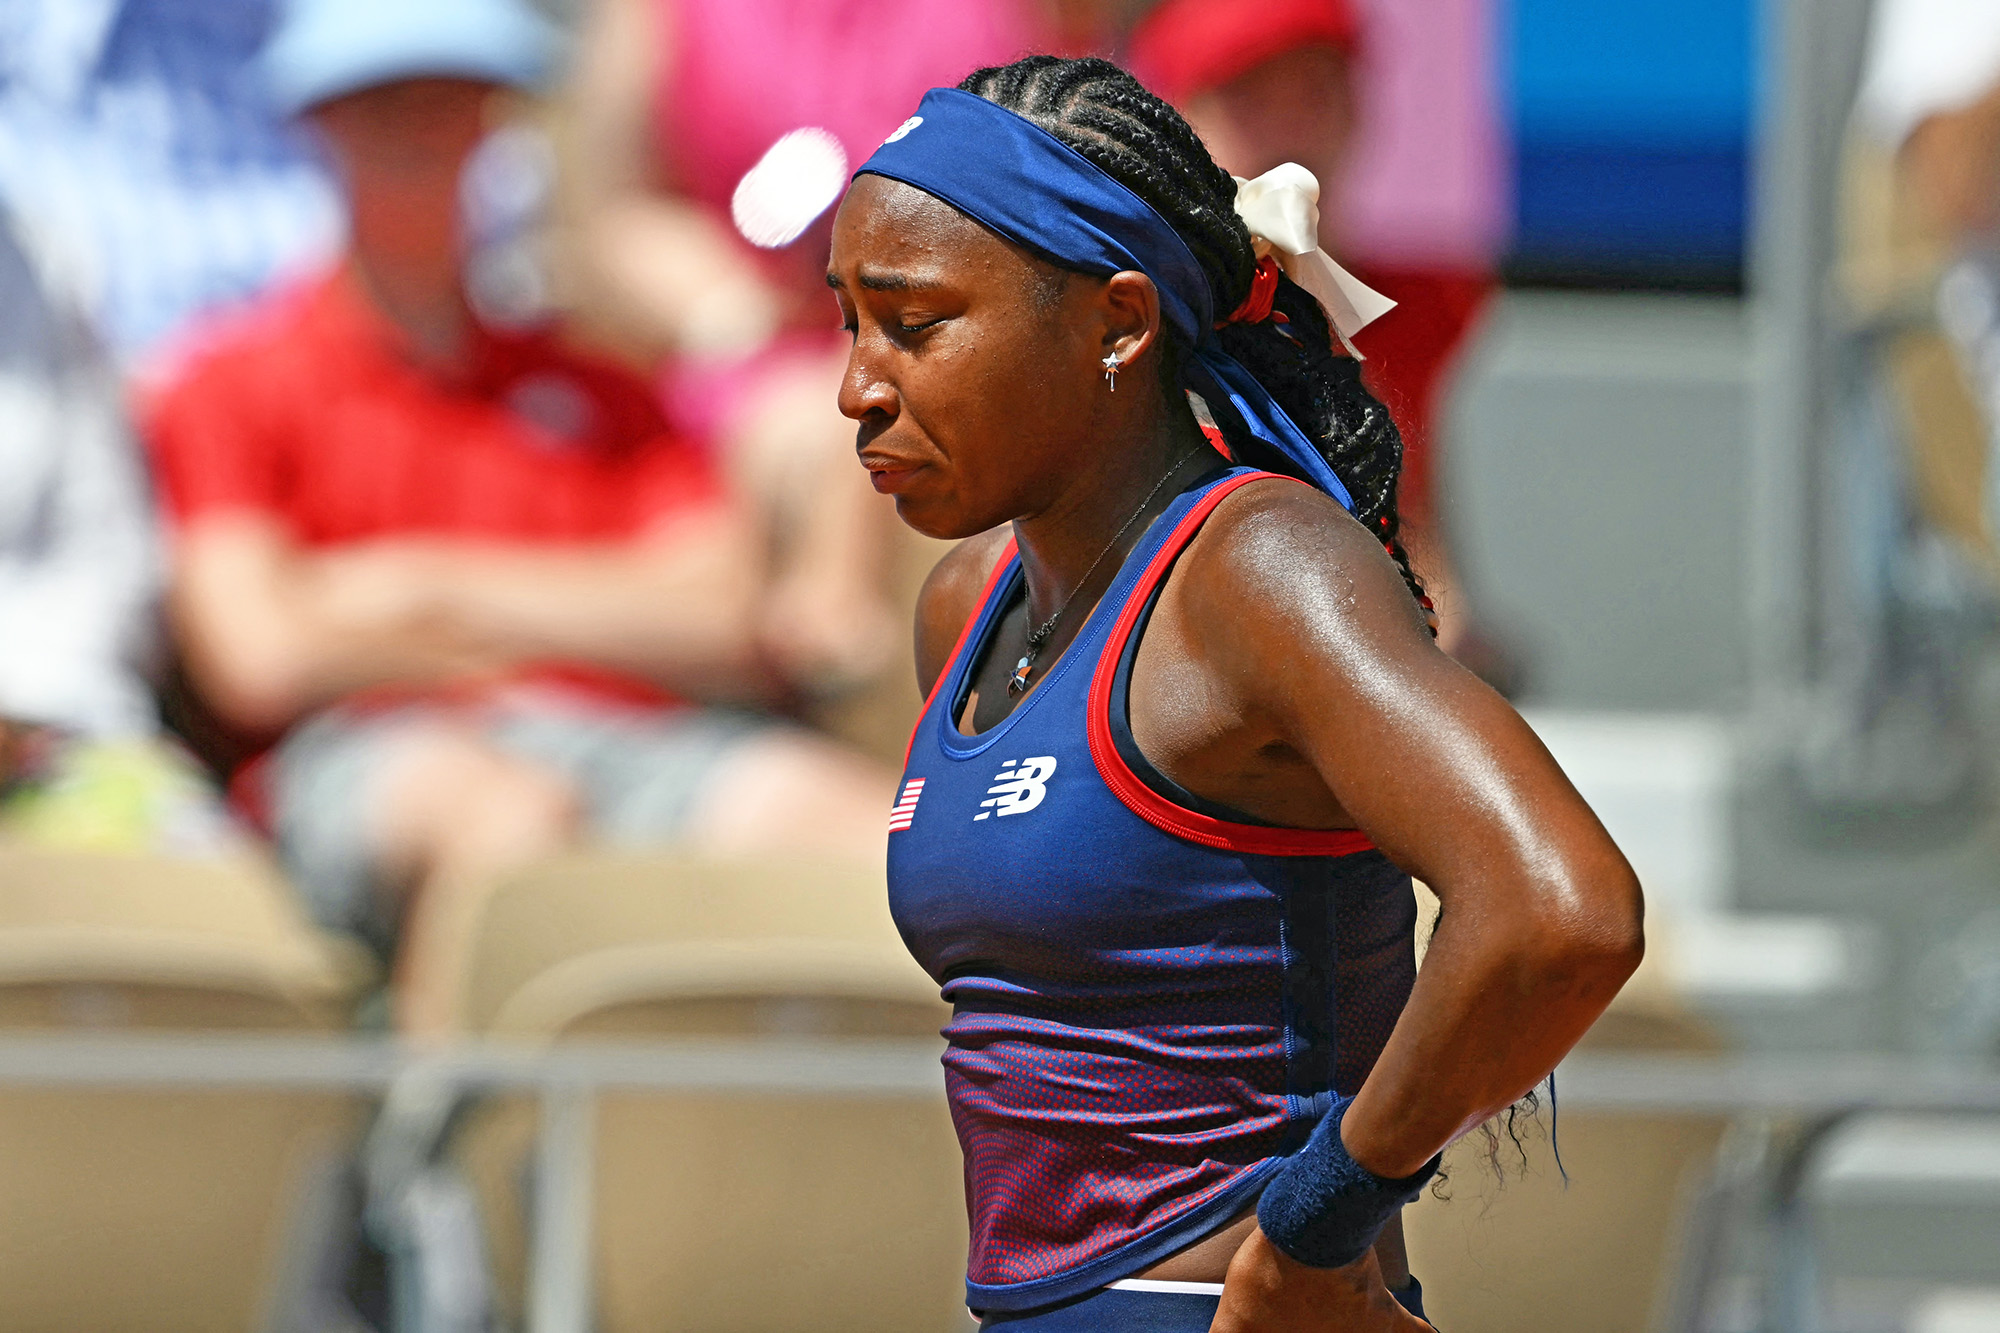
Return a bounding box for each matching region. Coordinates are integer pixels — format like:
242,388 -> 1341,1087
1128,0 -> 1499,660
0,207 -> 237,855
1855,0 -> 2000,552
558,0 -> 1047,363
0,0 -> 340,366
556,0 -> 1075,715
1859,0 -> 2000,242
146,0 -> 896,1034
1784,0 -> 2000,815
1130,0 -> 1361,185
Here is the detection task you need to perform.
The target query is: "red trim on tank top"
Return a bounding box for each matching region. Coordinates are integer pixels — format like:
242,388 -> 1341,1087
903,538 -> 1020,768
1087,472 -> 1377,858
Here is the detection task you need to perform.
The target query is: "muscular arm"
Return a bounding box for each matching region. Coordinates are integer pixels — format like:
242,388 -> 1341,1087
555,0 -> 777,359
172,509 -> 768,732
1164,482 -> 1643,1175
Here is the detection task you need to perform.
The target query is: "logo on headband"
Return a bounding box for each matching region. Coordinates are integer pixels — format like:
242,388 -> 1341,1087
883,116 -> 923,145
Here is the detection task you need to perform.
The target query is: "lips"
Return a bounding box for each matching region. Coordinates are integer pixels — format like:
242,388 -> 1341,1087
859,453 -> 925,494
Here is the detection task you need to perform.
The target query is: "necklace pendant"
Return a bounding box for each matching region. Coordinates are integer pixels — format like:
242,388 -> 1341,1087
1008,656 -> 1034,695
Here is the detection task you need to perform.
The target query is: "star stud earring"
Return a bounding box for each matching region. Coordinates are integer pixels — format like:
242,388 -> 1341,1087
1102,350 -> 1123,390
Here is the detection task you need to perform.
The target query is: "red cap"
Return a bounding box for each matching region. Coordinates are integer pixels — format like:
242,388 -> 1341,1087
1128,0 -> 1362,107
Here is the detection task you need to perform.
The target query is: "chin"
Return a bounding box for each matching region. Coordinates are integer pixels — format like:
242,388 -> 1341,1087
893,496 -> 973,541
891,492 -> 999,543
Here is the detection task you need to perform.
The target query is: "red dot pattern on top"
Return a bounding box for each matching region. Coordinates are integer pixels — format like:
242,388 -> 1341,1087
934,858 -> 1415,1290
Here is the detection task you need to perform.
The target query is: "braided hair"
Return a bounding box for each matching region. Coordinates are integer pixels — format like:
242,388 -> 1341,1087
957,56 -> 1426,614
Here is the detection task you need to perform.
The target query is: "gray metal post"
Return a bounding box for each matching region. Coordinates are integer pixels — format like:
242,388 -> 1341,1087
530,1082 -> 598,1333
1655,1116 -> 1778,1333
1748,0 -> 1818,710
1760,1112 -> 1858,1333
1746,0 -> 1877,715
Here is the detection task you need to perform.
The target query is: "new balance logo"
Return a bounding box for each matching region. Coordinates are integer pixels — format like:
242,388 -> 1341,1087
975,756 -> 1057,821
888,778 -> 925,832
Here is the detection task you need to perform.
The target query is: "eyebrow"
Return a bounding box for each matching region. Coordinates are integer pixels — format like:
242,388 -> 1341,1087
825,268 -> 942,292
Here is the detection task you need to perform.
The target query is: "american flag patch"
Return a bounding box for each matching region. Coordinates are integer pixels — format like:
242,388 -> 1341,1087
888,778 -> 925,832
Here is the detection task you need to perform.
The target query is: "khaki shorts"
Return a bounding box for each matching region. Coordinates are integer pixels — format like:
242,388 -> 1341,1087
268,696 -> 769,954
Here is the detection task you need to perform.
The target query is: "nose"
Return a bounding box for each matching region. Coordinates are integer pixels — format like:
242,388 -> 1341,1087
837,337 -> 898,425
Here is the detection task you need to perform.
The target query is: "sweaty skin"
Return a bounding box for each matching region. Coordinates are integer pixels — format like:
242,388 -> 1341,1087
829,174 -> 1643,1332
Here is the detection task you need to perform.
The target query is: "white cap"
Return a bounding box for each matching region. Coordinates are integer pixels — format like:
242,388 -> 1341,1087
263,0 -> 562,115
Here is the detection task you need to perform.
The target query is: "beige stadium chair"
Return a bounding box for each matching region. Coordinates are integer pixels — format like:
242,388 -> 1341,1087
0,845 -> 373,1333
449,852 -> 966,1333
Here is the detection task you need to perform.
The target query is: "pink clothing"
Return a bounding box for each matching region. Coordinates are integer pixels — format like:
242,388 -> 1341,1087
650,0 -> 1044,437
657,0 -> 1039,219
1340,0 -> 1506,268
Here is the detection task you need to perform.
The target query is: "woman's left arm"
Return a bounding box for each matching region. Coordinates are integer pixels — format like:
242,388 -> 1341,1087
1180,486 -> 1641,1328
1184,484 -> 1643,1175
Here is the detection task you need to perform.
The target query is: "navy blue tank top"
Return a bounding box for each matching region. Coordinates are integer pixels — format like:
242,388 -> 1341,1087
887,467 -> 1418,1313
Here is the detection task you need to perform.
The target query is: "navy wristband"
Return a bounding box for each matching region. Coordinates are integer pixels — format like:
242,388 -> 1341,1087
1256,1097 -> 1441,1269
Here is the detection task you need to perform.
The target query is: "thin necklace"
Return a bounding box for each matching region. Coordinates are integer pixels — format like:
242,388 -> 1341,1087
1008,444 -> 1205,696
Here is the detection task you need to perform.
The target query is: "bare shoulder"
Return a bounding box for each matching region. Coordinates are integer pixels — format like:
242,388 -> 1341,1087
1170,477 -> 1436,666
914,526 -> 1014,697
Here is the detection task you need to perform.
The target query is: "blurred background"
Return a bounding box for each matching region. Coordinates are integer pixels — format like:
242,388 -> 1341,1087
0,0 -> 1996,1330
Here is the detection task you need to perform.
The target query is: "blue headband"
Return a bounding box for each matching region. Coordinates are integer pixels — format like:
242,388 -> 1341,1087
855,87 -> 1357,513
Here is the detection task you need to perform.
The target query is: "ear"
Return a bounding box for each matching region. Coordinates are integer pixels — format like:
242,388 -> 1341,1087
1097,270 -> 1166,375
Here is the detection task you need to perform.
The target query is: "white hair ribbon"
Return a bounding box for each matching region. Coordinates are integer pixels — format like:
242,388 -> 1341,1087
1232,164 -> 1395,359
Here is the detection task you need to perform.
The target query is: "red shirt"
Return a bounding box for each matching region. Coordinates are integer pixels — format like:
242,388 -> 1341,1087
148,267 -> 717,546
145,266 -> 723,723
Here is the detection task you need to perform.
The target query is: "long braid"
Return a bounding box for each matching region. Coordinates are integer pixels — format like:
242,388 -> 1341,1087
958,56 -> 1427,615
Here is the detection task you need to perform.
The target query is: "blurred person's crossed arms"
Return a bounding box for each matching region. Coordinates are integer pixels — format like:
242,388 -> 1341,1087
144,0 -> 895,1035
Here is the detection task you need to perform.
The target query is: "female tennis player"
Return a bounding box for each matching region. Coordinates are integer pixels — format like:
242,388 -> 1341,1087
831,57 -> 1643,1332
